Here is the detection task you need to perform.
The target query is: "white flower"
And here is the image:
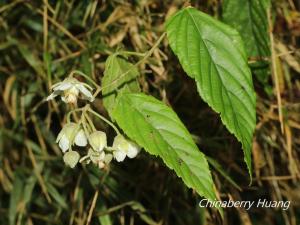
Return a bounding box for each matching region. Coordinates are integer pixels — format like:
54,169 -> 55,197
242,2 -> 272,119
112,135 -> 140,162
46,77 -> 94,104
56,123 -> 87,152
88,131 -> 107,152
63,150 -> 80,168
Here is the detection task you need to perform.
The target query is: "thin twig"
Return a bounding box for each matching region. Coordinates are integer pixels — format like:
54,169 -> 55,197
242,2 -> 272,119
86,190 -> 99,225
36,9 -> 86,49
268,8 -> 284,133
25,141 -> 52,203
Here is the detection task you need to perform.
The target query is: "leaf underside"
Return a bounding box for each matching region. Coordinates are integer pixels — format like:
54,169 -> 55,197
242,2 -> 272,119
166,7 -> 256,178
112,93 -> 217,202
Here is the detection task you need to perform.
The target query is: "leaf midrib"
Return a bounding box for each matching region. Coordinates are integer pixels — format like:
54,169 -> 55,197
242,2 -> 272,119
120,95 -> 215,199
185,9 -> 250,152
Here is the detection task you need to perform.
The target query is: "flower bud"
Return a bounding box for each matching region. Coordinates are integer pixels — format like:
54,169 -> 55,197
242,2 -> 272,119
112,135 -> 127,162
88,131 -> 107,152
63,150 -> 80,168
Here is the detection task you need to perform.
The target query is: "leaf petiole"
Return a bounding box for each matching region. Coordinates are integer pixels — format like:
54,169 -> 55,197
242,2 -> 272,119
69,70 -> 100,89
87,108 -> 120,135
93,32 -> 167,98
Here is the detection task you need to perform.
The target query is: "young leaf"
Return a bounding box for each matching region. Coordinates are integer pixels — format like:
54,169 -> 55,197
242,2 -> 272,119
222,0 -> 270,58
102,55 -> 140,118
112,93 -> 217,203
166,7 -> 256,178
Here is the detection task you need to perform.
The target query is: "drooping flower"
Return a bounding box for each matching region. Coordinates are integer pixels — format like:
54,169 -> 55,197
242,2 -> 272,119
88,131 -> 107,152
56,123 -> 87,152
112,135 -> 140,162
63,150 -> 80,168
46,77 -> 94,104
74,129 -> 88,147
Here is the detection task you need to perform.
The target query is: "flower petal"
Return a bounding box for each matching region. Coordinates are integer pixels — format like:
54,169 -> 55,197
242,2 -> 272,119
113,150 -> 126,162
127,142 -> 140,158
61,96 -> 67,103
112,135 -> 128,151
51,81 -> 63,89
99,151 -> 105,160
104,153 -> 113,164
46,91 -> 59,101
56,130 -> 63,143
74,129 -> 87,147
77,84 -> 94,102
53,82 -> 72,91
59,135 -> 70,152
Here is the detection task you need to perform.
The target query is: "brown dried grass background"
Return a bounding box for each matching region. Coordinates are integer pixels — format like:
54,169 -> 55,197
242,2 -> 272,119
0,0 -> 299,224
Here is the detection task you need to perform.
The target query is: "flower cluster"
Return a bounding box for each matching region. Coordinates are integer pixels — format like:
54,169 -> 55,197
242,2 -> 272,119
47,74 -> 140,169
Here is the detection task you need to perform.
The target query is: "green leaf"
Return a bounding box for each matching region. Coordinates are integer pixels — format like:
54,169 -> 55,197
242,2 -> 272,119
112,93 -> 217,203
45,182 -> 68,209
102,54 -> 140,118
130,202 -> 158,225
97,201 -> 112,225
166,7 -> 256,178
222,0 -> 270,57
17,43 -> 45,79
8,172 -> 37,225
23,176 -> 37,206
9,173 -> 24,225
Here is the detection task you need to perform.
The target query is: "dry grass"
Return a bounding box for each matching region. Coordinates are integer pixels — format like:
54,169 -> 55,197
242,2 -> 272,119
0,0 -> 299,224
